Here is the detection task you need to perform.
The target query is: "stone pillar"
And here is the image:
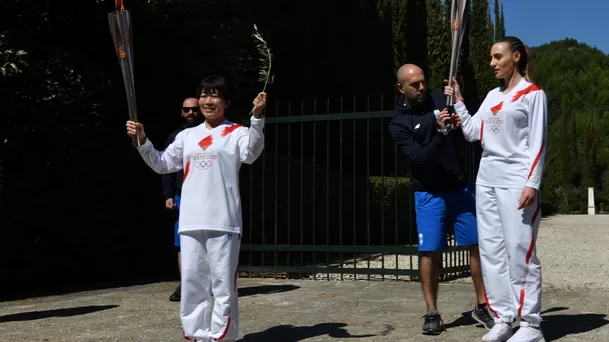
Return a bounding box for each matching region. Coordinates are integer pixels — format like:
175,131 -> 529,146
588,187 -> 596,215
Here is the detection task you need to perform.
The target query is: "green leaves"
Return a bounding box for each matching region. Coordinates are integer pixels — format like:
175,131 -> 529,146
0,33 -> 28,77
534,39 -> 609,213
252,24 -> 273,92
376,0 -> 408,71
470,0 -> 496,99
427,0 -> 450,91
493,0 -> 505,41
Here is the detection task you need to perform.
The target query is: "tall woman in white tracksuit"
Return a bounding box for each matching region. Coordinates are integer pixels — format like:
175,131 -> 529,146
445,36 -> 548,342
126,75 -> 267,342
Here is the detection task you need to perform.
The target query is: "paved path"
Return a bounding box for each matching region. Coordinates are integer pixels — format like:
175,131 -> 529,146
1,214 -> 608,341
1,279 -> 608,341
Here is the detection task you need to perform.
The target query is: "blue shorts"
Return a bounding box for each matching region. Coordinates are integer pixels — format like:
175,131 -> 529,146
414,184 -> 478,252
174,195 -> 181,248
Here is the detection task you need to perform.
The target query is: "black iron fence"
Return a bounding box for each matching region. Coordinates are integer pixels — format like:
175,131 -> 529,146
238,96 -> 481,281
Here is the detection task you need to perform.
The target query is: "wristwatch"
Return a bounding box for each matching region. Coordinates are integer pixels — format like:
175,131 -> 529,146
437,127 -> 449,135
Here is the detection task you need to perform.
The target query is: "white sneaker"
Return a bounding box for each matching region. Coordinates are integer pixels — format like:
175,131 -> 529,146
507,327 -> 546,342
482,323 -> 514,341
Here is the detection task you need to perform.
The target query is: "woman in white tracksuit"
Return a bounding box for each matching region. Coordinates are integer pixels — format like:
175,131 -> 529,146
126,75 -> 267,342
445,36 -> 548,342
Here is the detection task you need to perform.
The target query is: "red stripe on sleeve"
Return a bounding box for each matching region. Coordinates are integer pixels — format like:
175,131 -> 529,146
183,158 -> 191,182
527,139 -> 544,180
221,124 -> 243,137
512,84 -> 541,102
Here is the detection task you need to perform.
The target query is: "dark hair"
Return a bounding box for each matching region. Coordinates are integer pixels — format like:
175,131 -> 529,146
196,75 -> 232,102
495,36 -> 533,82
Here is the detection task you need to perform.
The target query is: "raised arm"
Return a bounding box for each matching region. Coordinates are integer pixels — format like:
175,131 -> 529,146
453,100 -> 484,142
126,120 -> 185,174
524,89 -> 548,190
136,133 -> 184,174
237,116 -> 265,164
236,91 -> 267,164
444,77 -> 487,142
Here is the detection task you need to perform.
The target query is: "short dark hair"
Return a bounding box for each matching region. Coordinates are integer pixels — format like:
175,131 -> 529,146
196,75 -> 232,102
495,36 -> 533,82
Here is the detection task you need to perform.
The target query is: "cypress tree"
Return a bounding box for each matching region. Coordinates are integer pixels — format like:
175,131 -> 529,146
499,3 -> 506,37
469,0 -> 496,100
406,0 -> 428,68
426,0 -> 450,91
377,0 -> 408,71
493,0 -> 505,40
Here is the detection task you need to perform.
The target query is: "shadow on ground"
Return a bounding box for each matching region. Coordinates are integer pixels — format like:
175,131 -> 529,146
540,307 -> 609,341
0,305 -> 119,323
0,276 -> 173,302
239,323 -> 376,341
238,285 -> 300,297
443,306 -> 609,340
444,310 -> 480,330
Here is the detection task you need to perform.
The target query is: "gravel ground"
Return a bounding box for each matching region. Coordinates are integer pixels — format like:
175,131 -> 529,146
1,214 -> 608,341
307,253 -> 421,281
2,279 -> 608,341
536,215 -> 609,290
308,214 -> 609,290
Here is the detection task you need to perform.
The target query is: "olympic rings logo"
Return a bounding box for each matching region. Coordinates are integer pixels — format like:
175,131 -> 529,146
195,160 -> 212,170
487,125 -> 500,134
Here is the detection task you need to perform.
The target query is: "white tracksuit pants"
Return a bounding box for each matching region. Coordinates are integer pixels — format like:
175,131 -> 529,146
476,185 -> 542,328
180,230 -> 241,341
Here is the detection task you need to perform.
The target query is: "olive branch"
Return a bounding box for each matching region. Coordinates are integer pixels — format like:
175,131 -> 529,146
252,24 -> 273,92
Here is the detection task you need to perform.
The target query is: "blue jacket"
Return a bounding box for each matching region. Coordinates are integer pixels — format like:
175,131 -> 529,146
388,91 -> 467,193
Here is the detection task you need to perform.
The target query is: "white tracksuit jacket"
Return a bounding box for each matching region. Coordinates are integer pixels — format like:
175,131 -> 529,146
455,78 -> 548,327
137,116 -> 265,341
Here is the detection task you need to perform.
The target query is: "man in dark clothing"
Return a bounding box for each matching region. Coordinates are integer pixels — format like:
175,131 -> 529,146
163,97 -> 202,302
0,156 -> 4,213
0,127 -> 5,213
388,64 -> 493,335
0,134 -> 5,217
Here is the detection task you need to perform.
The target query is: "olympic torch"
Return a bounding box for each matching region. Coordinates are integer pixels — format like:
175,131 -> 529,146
108,0 -> 139,146
445,0 -> 468,134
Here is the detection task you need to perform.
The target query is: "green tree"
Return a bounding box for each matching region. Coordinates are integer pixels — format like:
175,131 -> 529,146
0,33 -> 27,77
500,4 -> 506,37
469,0 -> 496,100
487,10 -> 494,48
493,0 -> 505,40
426,0 -> 450,91
533,39 -> 609,213
405,0 -> 428,67
576,110 -> 599,189
377,0 -> 408,71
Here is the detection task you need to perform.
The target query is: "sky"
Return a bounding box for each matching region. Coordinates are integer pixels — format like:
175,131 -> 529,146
497,0 -> 607,54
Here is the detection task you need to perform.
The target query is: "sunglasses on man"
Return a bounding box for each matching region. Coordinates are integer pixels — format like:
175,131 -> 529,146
182,106 -> 200,113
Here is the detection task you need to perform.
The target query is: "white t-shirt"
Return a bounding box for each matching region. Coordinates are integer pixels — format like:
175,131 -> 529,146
137,116 -> 265,234
455,78 -> 547,190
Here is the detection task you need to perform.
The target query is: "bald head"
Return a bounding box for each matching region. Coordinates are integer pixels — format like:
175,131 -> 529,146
397,64 -> 424,84
396,64 -> 427,106
183,97 -> 198,107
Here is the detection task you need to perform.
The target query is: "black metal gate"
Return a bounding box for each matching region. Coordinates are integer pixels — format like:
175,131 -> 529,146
238,96 -> 480,281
